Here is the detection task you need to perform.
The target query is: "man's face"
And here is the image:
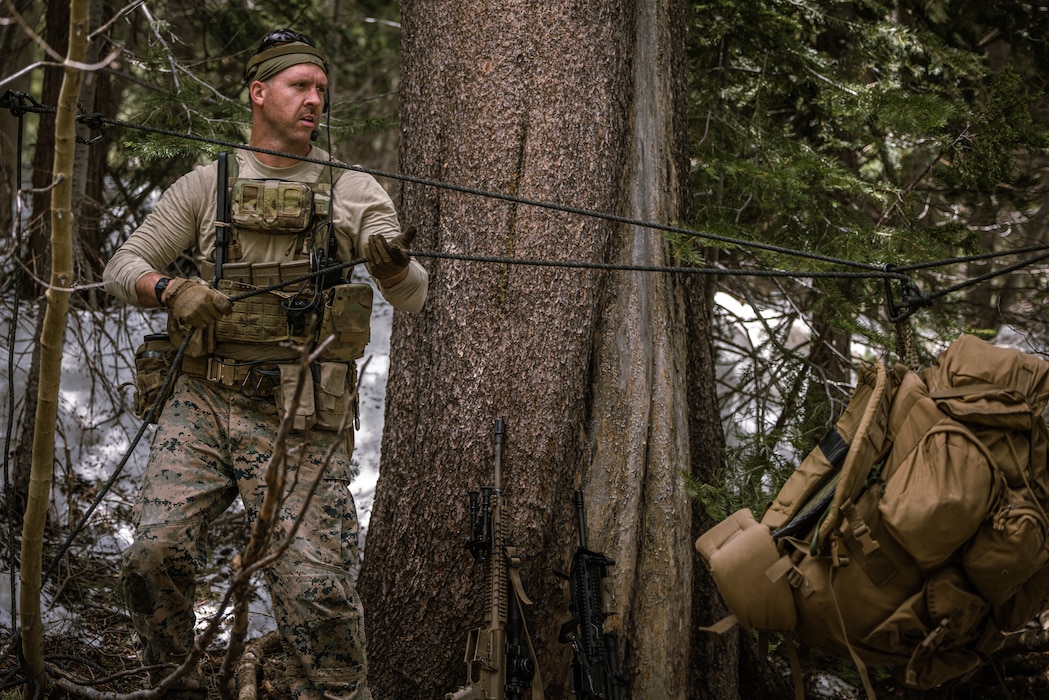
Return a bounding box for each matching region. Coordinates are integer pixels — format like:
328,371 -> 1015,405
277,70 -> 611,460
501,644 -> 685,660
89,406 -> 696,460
250,63 -> 328,147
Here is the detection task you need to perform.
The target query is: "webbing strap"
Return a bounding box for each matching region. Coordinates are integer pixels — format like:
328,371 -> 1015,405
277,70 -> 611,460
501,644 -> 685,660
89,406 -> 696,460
506,546 -> 544,699
817,360 -> 887,547
781,635 -> 805,700
699,614 -> 739,635
827,561 -> 878,700
929,382 -> 1009,399
840,501 -> 898,587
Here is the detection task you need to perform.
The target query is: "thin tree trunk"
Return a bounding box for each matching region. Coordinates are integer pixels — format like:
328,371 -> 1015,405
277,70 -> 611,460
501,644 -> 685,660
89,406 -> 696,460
19,0 -> 87,692
12,0 -> 69,517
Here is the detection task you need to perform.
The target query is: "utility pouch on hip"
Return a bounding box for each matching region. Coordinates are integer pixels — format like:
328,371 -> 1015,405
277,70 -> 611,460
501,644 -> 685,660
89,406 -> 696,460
133,333 -> 179,422
318,283 -> 373,361
314,361 -> 354,431
274,364 -> 317,432
166,314 -> 215,358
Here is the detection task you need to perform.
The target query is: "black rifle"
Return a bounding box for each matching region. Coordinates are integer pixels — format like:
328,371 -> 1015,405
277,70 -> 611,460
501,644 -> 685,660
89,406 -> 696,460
447,418 -> 544,700
212,151 -> 230,285
557,490 -> 625,700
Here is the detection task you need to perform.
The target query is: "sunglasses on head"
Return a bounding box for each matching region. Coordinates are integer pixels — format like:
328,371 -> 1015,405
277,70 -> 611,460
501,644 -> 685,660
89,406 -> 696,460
255,28 -> 317,54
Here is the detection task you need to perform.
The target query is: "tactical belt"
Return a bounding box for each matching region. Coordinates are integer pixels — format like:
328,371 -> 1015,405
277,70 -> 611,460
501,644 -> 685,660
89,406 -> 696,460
180,355 -> 282,398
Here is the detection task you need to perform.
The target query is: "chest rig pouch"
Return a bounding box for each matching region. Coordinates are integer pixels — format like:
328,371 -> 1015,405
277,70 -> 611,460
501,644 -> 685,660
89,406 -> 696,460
231,179 -> 316,234
205,168 -> 373,363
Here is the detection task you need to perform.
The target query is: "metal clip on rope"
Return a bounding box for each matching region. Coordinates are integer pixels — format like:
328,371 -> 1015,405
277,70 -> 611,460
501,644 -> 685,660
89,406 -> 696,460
883,265 -> 931,324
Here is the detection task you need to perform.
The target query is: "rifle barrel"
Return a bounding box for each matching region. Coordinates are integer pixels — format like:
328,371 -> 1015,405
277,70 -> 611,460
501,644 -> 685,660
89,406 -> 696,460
493,417 -> 505,491
574,489 -> 588,549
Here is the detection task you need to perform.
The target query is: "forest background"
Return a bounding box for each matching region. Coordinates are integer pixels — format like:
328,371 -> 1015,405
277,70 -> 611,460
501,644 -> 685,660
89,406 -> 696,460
1,0 -> 1049,698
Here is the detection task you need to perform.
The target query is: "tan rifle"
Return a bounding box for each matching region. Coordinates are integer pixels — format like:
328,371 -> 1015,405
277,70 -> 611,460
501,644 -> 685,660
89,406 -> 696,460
446,418 -> 544,700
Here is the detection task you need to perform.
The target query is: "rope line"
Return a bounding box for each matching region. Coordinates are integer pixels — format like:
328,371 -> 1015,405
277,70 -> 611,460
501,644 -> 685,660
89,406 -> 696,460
7,88 -> 1049,302
409,249 -> 913,280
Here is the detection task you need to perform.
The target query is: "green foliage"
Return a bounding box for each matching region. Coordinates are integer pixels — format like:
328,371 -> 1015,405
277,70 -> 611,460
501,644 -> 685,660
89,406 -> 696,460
686,0 -> 1049,516
690,432 -> 795,520
937,68 -> 1048,193
105,2 -> 401,172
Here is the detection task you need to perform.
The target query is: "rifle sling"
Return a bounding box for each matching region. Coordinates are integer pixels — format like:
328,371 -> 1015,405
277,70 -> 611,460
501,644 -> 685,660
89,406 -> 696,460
507,546 -> 544,698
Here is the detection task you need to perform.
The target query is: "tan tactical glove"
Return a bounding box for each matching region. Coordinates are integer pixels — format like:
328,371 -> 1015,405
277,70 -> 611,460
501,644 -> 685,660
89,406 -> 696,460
162,277 -> 233,328
364,226 -> 416,281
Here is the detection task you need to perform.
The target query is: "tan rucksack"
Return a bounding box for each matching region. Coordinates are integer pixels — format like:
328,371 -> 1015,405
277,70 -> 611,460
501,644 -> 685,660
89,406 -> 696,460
696,334 -> 1049,698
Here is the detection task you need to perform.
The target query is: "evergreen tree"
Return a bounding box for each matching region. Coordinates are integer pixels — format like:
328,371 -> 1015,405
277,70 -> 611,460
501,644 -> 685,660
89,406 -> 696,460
686,0 -> 1049,513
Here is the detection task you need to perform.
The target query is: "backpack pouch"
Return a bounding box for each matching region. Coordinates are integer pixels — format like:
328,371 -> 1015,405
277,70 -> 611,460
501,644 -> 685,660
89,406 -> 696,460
923,334 -> 1049,418
696,509 -> 798,631
963,487 -> 1049,607
879,423 -> 1000,571
992,563 -> 1049,631
863,567 -> 988,689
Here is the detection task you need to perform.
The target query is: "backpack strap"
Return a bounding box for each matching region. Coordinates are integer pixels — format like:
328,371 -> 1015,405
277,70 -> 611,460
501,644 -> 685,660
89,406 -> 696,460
839,500 -> 898,587
776,633 -> 806,700
826,560 -> 879,700
816,360 -> 889,547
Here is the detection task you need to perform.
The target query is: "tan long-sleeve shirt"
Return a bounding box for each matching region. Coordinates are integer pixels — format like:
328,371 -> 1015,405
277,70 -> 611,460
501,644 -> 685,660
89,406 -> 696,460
103,147 -> 427,312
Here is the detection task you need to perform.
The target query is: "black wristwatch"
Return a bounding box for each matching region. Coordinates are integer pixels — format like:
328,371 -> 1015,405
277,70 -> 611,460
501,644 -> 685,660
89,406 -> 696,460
154,277 -> 172,304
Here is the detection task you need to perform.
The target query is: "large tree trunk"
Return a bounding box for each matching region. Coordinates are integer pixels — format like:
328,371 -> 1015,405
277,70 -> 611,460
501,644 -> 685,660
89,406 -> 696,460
358,2 -> 720,698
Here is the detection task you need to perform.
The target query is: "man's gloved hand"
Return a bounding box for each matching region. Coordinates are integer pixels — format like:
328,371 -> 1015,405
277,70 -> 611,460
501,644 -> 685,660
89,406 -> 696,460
364,226 -> 416,281
162,278 -> 233,328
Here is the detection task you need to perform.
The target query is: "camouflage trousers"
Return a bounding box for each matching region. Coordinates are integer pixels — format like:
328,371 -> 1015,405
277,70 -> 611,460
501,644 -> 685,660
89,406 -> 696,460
120,373 -> 372,700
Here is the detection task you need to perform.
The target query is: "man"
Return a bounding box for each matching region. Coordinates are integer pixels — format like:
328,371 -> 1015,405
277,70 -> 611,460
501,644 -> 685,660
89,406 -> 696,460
103,28 -> 427,700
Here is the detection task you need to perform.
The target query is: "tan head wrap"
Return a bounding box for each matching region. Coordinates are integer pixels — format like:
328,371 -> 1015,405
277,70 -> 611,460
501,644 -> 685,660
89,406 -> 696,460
243,42 -> 329,84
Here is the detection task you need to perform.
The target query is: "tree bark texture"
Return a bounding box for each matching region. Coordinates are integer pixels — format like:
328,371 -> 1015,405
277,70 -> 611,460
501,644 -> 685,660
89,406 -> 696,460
357,2 -> 721,698
20,0 -> 86,691
0,0 -> 40,244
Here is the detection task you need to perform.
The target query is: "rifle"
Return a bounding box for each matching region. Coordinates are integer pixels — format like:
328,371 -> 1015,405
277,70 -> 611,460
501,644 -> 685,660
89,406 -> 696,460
447,418 -> 544,700
557,490 -> 625,700
212,151 -> 230,286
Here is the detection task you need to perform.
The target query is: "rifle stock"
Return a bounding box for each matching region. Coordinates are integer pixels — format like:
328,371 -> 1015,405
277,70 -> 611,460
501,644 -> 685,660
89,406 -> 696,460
447,418 -> 543,700
558,490 -> 625,700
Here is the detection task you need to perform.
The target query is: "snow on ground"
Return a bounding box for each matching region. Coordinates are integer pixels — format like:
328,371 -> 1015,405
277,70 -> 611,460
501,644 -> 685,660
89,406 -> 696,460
0,281 -> 392,635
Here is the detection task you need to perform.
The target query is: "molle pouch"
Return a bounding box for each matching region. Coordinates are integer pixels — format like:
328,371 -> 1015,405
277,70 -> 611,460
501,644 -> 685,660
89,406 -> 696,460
313,361 -> 353,431
313,182 -> 333,218
318,283 -> 373,362
879,422 -> 1001,571
214,279 -> 296,346
133,333 -> 178,422
275,364 -> 317,431
231,179 -> 313,233
963,487 -> 1049,606
166,314 -> 215,358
